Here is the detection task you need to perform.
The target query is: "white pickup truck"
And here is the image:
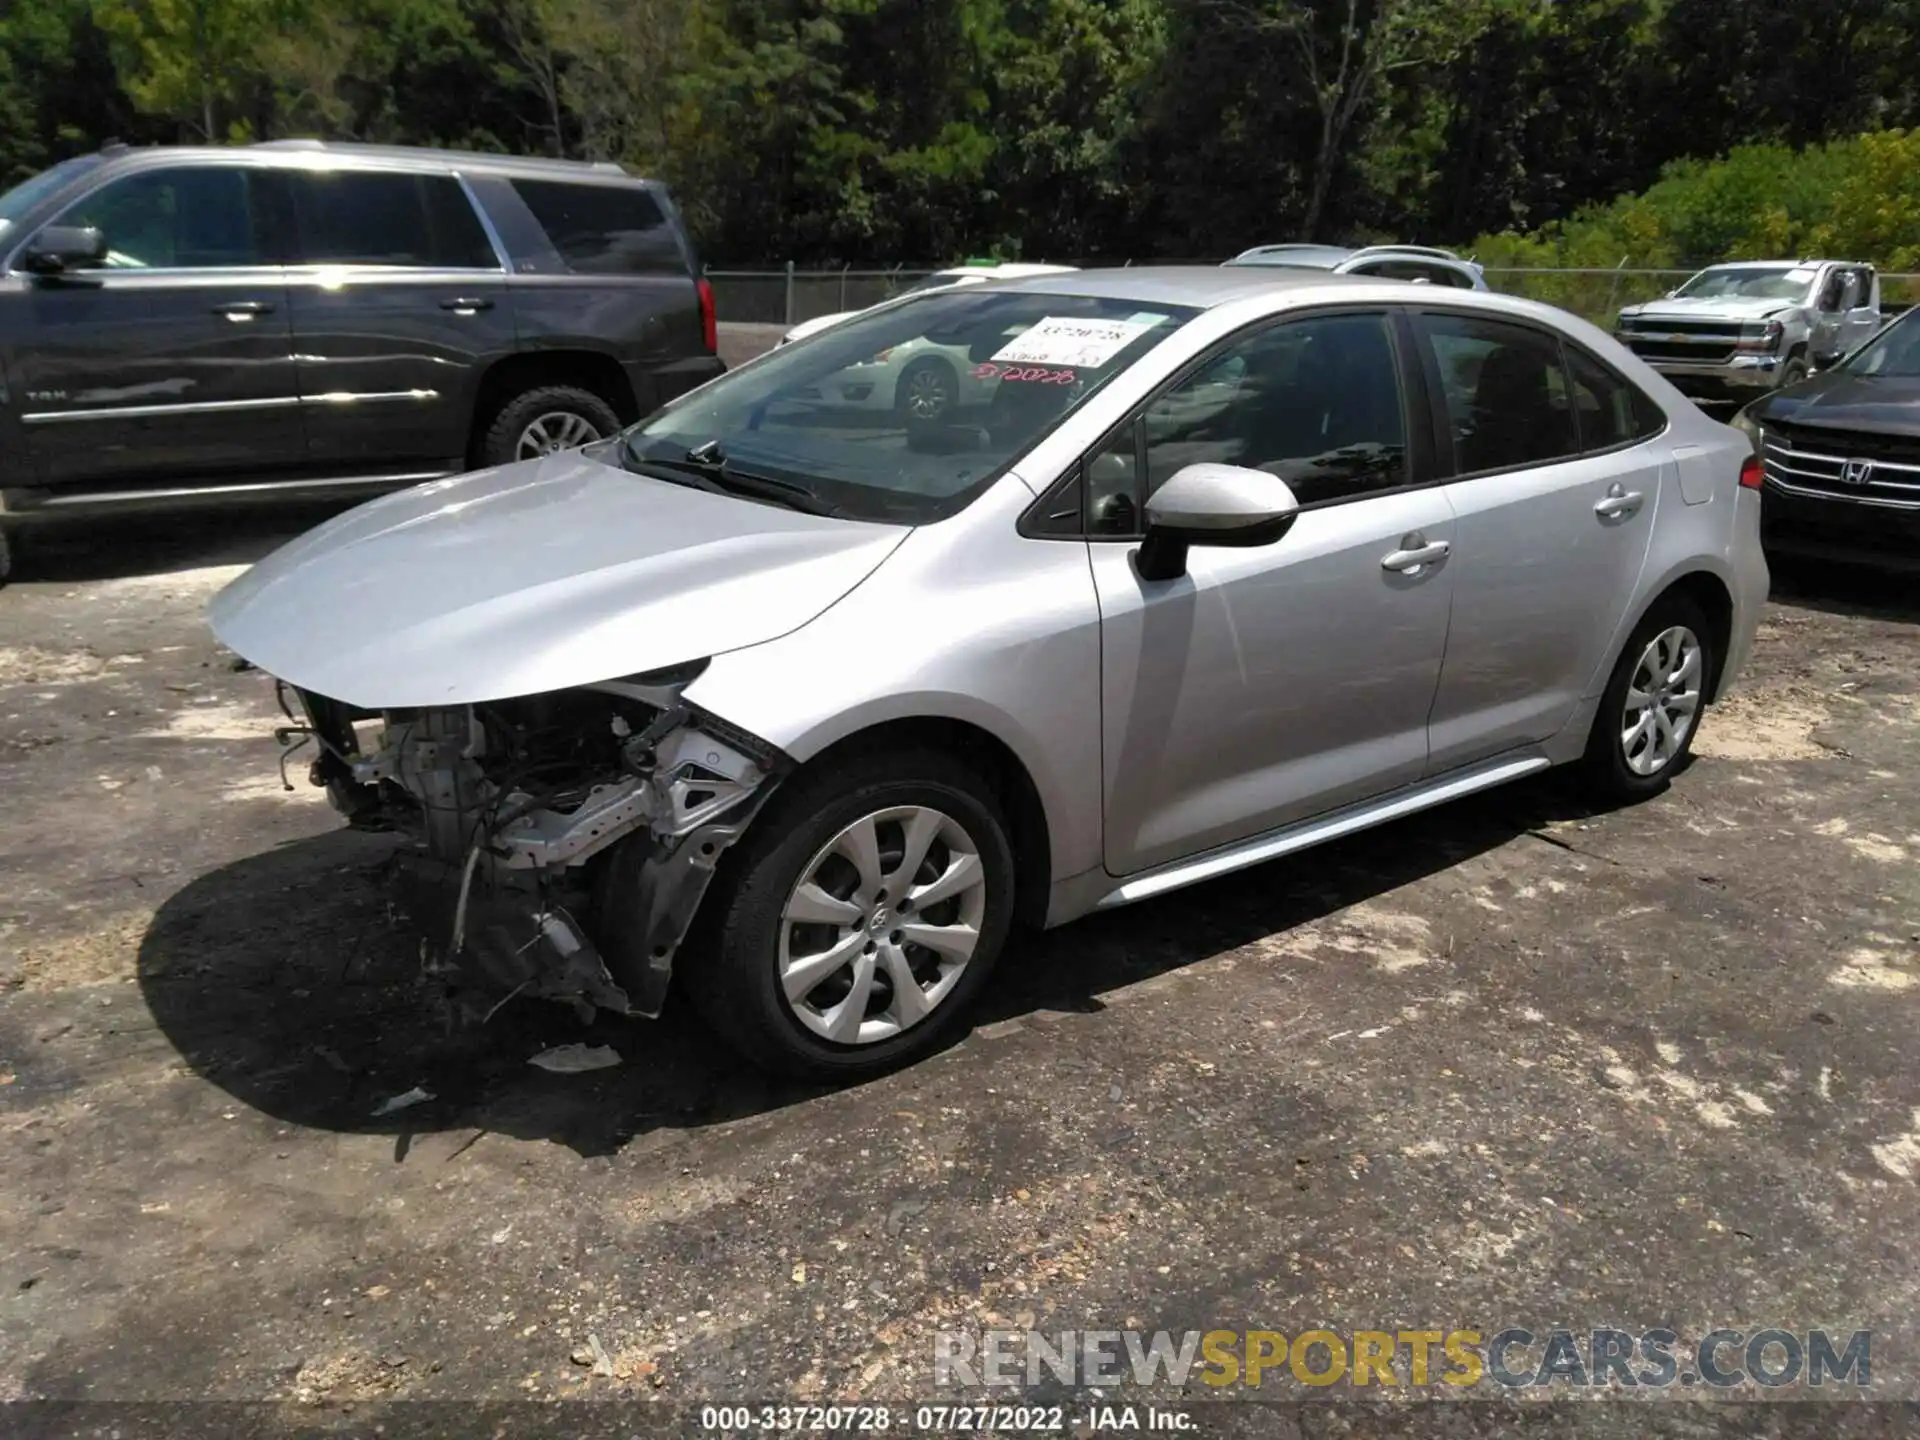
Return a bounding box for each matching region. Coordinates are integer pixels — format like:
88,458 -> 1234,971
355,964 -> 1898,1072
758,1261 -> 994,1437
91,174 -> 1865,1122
1614,259 -> 1882,402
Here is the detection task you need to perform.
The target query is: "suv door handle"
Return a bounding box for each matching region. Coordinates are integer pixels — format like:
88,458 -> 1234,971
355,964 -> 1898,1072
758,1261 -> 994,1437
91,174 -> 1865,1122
440,296 -> 494,314
1381,534 -> 1450,573
212,300 -> 273,322
1595,483 -> 1644,518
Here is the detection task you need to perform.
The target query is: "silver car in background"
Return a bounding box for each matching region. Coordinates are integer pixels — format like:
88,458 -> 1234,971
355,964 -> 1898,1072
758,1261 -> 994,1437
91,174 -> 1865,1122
210,268 -> 1767,1078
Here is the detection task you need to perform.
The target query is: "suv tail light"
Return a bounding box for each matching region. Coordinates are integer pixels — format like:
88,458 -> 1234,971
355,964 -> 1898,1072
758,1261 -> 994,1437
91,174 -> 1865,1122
697,276 -> 717,354
1740,454 -> 1764,490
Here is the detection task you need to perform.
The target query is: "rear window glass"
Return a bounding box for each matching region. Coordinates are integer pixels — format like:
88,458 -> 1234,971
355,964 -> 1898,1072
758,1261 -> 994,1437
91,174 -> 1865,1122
288,171 -> 497,269
511,180 -> 684,275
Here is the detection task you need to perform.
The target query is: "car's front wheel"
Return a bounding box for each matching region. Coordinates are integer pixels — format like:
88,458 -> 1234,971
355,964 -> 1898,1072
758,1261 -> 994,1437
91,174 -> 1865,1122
688,748 -> 1017,1079
1581,595 -> 1714,801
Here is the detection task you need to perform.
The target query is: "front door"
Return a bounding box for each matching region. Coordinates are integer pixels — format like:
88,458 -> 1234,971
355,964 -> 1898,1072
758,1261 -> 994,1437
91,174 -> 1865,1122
282,167 -> 516,470
1412,312 -> 1664,771
1090,310 -> 1456,876
3,164 -> 299,488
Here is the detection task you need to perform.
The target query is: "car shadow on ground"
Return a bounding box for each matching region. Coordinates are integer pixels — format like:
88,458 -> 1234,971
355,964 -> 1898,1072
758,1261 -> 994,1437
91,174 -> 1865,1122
8,505 -> 352,586
133,772 -> 1623,1159
1769,554 -> 1920,624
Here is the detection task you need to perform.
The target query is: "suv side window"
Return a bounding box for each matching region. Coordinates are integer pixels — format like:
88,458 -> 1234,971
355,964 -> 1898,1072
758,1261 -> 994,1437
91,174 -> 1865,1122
1133,312 -> 1407,511
1565,345 -> 1664,451
510,180 -> 683,275
1418,313 -> 1577,475
287,170 -> 497,269
53,167 -> 268,270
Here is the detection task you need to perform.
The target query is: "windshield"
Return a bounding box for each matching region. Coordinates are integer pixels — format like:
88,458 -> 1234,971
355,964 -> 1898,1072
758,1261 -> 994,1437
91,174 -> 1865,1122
628,288 -> 1196,523
0,155 -> 104,236
1843,310 -> 1920,378
1675,266 -> 1816,302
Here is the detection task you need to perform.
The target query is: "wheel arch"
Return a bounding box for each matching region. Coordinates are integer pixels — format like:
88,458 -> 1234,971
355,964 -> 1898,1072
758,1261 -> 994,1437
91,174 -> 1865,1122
783,714 -> 1055,929
1618,567 -> 1737,703
465,349 -> 640,466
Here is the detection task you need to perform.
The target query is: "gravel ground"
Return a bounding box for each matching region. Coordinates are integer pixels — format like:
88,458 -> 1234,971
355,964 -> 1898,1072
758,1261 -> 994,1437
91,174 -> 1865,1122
2,370 -> 1919,1435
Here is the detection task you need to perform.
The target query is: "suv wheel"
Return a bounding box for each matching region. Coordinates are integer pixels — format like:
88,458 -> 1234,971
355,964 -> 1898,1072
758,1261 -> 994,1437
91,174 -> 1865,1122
479,385 -> 621,468
1580,595 -> 1714,802
680,748 -> 1017,1079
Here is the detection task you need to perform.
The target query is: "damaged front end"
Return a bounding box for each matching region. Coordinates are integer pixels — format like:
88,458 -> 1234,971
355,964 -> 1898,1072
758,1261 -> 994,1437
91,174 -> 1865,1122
274,662 -> 788,1021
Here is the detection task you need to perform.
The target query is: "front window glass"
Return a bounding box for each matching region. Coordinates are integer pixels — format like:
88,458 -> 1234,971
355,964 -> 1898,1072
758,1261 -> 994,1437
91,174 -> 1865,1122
1844,311 -> 1920,377
1139,312 -> 1408,507
54,167 -> 265,269
1676,266 -> 1816,303
0,155 -> 103,236
627,289 -> 1194,524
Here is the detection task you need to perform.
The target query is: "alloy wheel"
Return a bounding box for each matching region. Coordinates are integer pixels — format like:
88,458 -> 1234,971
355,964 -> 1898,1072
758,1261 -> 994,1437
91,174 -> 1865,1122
515,410 -> 602,460
903,366 -> 951,421
778,805 -> 987,1045
1621,624 -> 1703,777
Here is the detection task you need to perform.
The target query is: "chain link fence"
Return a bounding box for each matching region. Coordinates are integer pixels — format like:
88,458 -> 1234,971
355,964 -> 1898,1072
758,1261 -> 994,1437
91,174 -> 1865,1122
711,262 -> 1920,330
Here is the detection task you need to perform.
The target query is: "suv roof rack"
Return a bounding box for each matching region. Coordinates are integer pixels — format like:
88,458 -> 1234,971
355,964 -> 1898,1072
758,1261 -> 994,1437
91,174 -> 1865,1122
250,139 -> 629,176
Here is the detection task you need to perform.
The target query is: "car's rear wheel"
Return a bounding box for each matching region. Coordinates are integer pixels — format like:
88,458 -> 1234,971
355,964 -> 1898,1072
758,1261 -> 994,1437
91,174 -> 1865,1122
1580,594 -> 1714,802
687,748 -> 1017,1079
479,384 -> 621,469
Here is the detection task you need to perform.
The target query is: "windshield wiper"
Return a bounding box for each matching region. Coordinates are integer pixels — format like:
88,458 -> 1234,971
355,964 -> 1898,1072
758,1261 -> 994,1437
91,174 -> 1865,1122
625,438 -> 841,517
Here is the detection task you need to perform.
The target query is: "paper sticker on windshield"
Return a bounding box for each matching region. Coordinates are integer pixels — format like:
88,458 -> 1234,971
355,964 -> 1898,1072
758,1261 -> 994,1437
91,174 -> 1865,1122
992,316 -> 1159,369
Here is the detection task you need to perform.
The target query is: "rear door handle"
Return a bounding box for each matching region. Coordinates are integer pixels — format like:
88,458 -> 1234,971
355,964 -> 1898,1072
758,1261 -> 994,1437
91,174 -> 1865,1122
1595,484 -> 1644,518
1381,537 -> 1450,573
440,296 -> 494,314
212,300 -> 273,321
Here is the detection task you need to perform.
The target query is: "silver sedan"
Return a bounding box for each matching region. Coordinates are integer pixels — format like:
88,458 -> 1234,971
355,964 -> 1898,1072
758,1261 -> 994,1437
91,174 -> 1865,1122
210,268 -> 1768,1077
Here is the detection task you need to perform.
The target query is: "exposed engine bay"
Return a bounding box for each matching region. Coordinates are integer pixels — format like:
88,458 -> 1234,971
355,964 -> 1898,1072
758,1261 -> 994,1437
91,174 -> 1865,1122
271,664 -> 788,1021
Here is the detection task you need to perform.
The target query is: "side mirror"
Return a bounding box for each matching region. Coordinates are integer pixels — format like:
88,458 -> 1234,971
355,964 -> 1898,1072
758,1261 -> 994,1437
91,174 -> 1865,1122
1135,463 -> 1300,582
22,224 -> 106,274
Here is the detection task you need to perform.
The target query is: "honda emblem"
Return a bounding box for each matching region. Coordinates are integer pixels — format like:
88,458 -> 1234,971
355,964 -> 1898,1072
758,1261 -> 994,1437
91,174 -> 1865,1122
1841,458 -> 1874,486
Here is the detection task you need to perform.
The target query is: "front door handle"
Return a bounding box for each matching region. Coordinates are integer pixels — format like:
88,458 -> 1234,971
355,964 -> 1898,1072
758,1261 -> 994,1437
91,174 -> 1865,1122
212,300 -> 273,322
440,296 -> 494,314
1595,483 -> 1644,518
1381,534 -> 1450,573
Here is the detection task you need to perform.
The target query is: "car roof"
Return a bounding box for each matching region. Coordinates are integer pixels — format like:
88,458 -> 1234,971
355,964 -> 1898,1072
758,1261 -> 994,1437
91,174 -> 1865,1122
1699,259 -> 1843,271
935,262 -> 1078,279
88,139 -> 652,184
1229,244 -> 1354,268
993,264 -> 1397,307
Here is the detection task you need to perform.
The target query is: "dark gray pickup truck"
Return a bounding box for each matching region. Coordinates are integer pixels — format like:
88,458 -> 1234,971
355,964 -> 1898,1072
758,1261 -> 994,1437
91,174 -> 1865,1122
0,140 -> 725,579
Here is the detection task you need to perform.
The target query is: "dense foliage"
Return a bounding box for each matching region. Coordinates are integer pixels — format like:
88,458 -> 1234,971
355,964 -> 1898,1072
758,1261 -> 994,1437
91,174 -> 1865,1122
7,0 -> 1920,265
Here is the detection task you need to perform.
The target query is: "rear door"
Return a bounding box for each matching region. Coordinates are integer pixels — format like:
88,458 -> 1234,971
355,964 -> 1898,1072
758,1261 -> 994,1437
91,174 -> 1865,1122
5,163 -> 299,489
1413,311 -> 1668,772
282,166 -> 516,470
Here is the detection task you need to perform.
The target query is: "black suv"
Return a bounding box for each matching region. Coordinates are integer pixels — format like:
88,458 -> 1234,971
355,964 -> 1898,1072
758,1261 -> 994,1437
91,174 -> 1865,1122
0,140 -> 723,578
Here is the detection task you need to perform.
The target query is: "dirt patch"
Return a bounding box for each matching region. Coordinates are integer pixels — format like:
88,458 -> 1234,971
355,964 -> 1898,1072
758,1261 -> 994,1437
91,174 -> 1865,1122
0,645 -> 108,685
1693,689 -> 1830,762
137,700 -> 270,743
81,564 -> 252,605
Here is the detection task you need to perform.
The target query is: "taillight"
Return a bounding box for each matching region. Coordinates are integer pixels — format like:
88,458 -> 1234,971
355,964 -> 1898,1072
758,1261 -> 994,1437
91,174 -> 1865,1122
1740,454 -> 1764,489
697,276 -> 717,354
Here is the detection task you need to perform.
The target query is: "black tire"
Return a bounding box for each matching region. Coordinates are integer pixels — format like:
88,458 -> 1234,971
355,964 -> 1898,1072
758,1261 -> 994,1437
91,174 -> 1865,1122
684,748 -> 1018,1080
895,356 -> 959,427
477,384 -> 621,469
1579,593 -> 1715,803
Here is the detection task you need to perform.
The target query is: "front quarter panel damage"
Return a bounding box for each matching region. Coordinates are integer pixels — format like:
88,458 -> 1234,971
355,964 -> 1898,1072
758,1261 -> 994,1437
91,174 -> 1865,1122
282,675 -> 789,1021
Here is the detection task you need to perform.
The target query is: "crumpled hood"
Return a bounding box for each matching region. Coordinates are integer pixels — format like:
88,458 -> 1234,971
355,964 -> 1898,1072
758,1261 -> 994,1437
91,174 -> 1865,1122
208,448 -> 909,709
1622,296 -> 1799,324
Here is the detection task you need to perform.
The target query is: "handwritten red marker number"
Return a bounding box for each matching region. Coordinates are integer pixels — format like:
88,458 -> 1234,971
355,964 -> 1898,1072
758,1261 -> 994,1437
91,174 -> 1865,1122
974,362 -> 1077,385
